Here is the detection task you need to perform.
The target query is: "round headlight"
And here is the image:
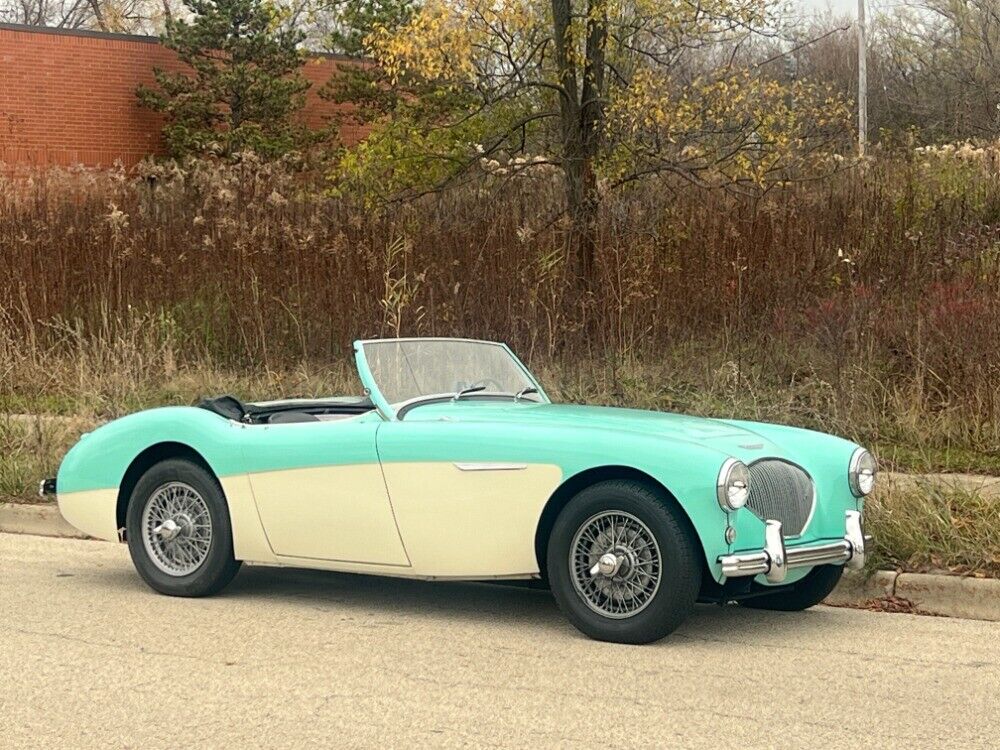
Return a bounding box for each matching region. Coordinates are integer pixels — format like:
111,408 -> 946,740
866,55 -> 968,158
717,458 -> 750,511
849,448 -> 877,497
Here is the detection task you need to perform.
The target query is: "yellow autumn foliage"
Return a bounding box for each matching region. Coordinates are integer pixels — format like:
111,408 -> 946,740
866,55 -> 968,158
347,0 -> 851,198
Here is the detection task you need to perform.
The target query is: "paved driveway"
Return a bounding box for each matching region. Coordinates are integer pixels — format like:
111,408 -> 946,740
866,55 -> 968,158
3,533 -> 997,748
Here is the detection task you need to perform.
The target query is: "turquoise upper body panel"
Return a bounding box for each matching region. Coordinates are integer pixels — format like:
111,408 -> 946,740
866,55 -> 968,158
56,405 -> 388,494
57,407 -> 247,494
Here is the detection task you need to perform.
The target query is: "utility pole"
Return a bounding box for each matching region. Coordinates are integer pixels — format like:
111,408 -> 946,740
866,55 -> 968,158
857,0 -> 868,156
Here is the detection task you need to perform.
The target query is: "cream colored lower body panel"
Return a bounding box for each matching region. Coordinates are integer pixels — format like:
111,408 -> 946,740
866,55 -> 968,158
380,462 -> 563,578
249,464 -> 410,566
55,465 -> 560,583
219,474 -> 277,564
57,488 -> 119,541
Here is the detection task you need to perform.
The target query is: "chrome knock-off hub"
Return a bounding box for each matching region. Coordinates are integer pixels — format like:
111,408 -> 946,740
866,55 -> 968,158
153,518 -> 181,541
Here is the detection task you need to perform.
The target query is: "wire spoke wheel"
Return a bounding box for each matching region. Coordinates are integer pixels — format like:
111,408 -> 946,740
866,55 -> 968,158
569,510 -> 662,619
141,481 -> 213,577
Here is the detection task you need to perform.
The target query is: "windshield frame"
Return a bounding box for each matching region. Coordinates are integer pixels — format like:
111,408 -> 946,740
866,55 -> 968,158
353,337 -> 550,421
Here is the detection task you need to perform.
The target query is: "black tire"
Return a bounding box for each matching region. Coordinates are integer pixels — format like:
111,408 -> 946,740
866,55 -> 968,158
740,564 -> 843,611
126,458 -> 241,597
546,480 -> 701,645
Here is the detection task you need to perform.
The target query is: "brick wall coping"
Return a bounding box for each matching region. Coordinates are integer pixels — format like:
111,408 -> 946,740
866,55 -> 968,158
1,21 -> 158,43
0,22 -> 364,62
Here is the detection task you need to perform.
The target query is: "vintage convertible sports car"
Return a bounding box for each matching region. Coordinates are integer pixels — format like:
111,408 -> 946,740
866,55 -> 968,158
49,337 -> 876,644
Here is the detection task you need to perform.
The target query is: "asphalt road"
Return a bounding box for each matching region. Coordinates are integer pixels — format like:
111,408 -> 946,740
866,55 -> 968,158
3,533 -> 998,749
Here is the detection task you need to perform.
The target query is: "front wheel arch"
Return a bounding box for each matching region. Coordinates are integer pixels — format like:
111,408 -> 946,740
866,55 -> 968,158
116,442 -> 220,539
534,466 -> 701,578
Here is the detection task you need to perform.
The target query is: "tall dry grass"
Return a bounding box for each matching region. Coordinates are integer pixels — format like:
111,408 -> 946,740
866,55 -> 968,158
2,152 -> 1000,473
866,477 -> 1000,576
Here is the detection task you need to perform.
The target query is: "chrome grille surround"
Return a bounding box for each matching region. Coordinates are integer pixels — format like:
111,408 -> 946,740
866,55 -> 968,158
745,459 -> 815,537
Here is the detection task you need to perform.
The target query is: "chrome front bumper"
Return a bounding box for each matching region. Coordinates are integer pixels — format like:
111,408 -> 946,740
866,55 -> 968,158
718,510 -> 870,584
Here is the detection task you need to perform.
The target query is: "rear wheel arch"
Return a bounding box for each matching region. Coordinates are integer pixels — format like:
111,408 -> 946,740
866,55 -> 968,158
116,442 -> 221,539
534,466 -> 701,576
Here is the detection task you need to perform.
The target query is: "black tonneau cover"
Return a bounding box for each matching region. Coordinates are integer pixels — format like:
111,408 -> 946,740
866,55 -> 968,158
196,395 -> 374,423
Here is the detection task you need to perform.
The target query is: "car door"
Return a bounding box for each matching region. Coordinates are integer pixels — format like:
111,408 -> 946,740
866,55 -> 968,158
242,418 -> 410,567
376,418 -> 562,578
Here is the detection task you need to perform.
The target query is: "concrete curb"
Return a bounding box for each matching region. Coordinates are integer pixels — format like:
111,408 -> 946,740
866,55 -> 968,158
0,502 -> 89,539
825,569 -> 1000,622
824,569 -> 897,605
884,471 -> 1000,499
893,572 -> 1000,621
3,502 -> 998,623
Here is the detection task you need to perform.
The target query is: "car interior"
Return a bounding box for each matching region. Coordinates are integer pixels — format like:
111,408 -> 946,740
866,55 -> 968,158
196,395 -> 376,424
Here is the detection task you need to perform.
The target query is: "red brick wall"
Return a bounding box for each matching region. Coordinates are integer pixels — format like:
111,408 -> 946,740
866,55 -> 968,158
0,23 -> 366,169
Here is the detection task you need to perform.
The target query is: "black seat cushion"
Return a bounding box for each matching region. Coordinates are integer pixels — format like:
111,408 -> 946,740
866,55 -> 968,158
267,411 -> 321,424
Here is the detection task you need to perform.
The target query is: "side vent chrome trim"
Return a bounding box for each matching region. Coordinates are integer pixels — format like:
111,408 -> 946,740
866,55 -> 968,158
453,462 -> 528,472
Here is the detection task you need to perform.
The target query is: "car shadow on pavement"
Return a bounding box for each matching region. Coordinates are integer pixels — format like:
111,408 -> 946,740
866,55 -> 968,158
222,564 -> 571,632
81,554 -> 848,644
184,563 -> 844,643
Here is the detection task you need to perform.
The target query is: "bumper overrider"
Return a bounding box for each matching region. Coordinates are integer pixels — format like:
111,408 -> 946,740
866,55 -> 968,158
718,510 -> 871,584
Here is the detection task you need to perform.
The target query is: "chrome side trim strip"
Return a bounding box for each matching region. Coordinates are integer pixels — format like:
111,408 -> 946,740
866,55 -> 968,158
453,462 -> 529,472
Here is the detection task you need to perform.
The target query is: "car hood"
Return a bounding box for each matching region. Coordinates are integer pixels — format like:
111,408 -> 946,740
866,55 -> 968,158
417,401 -> 784,457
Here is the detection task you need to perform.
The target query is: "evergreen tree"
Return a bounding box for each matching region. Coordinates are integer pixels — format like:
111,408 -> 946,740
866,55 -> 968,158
138,0 -> 311,158
325,0 -> 417,57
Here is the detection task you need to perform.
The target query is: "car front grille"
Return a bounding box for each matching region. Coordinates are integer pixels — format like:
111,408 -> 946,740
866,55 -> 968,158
746,459 -> 815,536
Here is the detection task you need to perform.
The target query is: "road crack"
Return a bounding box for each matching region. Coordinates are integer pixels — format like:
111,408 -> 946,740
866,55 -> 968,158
1,624 -> 236,665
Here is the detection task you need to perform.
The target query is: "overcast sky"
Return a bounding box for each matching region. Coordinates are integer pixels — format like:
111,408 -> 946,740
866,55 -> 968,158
799,0 -> 859,15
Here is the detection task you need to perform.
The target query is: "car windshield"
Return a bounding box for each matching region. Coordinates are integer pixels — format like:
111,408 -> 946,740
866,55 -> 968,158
359,339 -> 541,406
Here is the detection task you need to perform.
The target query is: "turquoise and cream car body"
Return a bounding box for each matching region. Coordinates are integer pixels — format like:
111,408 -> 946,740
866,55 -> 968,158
52,338 -> 875,640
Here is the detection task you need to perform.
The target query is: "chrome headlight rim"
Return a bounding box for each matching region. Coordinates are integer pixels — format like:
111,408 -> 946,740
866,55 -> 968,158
849,447 -> 877,497
717,458 -> 750,512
